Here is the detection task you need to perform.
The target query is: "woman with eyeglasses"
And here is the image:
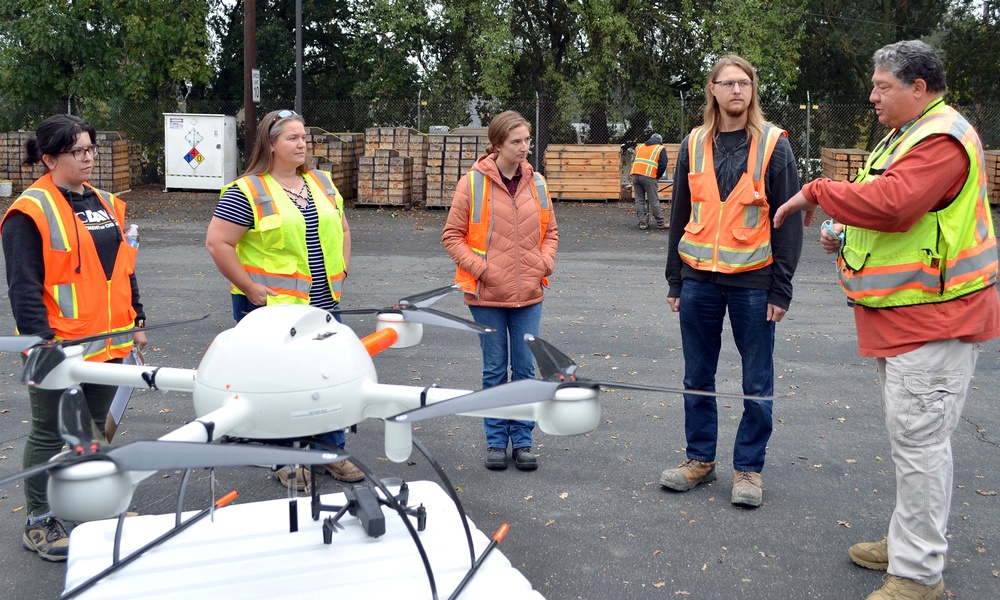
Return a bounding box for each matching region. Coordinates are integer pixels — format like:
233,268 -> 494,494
442,110 -> 559,472
1,114 -> 148,562
205,109 -> 363,487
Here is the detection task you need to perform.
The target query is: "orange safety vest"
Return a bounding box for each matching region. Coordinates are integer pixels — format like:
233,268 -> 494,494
1,173 -> 136,361
631,143 -> 665,178
454,169 -> 552,297
677,124 -> 784,274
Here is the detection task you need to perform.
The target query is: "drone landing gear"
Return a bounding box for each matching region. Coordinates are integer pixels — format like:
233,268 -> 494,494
311,478 -> 426,541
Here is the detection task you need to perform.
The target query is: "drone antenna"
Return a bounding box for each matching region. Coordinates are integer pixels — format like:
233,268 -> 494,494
448,523 -> 510,600
412,437 -> 476,566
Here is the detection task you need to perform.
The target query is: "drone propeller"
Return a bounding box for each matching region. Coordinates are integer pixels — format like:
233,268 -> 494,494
0,314 -> 210,355
0,387 -> 346,489
387,334 -> 774,424
5,314 -> 211,386
333,285 -> 494,334
0,335 -> 46,353
523,335 -> 774,401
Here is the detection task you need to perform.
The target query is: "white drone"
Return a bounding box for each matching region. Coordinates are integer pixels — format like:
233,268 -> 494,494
0,285 -> 763,525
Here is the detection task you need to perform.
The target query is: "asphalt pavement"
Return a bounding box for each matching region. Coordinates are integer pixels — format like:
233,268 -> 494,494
0,189 -> 997,599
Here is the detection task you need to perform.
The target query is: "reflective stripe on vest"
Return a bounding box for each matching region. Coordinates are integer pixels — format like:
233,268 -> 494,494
677,124 -> 783,273
631,144 -> 664,177
19,189 -> 79,317
839,103 -> 998,307
455,168 -> 552,296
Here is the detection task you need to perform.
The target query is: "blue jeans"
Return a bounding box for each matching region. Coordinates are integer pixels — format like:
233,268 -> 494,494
468,303 -> 542,449
232,294 -> 346,449
678,280 -> 774,472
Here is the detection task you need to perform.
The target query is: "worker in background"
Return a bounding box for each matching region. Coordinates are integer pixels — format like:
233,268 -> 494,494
630,133 -> 669,230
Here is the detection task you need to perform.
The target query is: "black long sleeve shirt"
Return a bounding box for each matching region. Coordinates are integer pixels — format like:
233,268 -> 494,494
664,129 -> 803,310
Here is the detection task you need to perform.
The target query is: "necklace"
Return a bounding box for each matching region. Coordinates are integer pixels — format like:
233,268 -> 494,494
274,174 -> 309,207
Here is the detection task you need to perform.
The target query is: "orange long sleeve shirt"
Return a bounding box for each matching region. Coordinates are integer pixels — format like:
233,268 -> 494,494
802,134 -> 1000,357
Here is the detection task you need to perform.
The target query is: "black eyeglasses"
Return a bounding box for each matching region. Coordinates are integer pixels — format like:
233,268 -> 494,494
269,110 -> 298,132
63,144 -> 99,161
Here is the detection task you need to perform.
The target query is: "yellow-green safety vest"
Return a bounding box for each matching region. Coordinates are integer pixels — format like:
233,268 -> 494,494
839,101 -> 998,308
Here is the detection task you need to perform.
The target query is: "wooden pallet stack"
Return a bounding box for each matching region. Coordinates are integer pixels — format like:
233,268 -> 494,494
425,128 -> 488,208
357,149 -> 413,206
306,129 -> 363,200
90,132 -> 131,194
543,144 -> 622,201
0,132 -> 44,195
0,131 -> 131,195
984,150 -> 1000,204
362,127 -> 427,205
821,148 -> 870,182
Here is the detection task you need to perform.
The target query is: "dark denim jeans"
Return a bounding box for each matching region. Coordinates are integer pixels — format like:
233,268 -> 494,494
232,294 -> 346,449
468,303 -> 543,449
678,280 -> 774,472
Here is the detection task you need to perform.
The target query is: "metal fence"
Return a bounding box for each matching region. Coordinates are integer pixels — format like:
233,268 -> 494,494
4,95 -> 1000,187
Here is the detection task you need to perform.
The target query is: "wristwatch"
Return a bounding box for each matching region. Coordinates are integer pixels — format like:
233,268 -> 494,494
135,318 -> 146,329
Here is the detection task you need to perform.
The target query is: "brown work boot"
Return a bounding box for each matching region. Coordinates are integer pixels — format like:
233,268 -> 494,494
659,458 -> 716,491
274,466 -> 310,492
850,537 -> 889,571
320,459 -> 365,482
731,470 -> 763,507
866,575 -> 944,600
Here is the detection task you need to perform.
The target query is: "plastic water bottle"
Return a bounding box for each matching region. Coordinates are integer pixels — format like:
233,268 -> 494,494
125,224 -> 140,249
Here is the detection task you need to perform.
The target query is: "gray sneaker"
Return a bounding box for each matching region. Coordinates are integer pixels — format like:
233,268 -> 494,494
23,517 -> 70,562
659,458 -> 717,491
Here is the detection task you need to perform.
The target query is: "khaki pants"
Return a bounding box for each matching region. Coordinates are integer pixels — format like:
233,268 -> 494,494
876,339 -> 980,586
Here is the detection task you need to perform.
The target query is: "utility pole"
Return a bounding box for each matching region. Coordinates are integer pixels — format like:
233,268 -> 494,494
244,0 -> 258,147
295,0 -> 303,115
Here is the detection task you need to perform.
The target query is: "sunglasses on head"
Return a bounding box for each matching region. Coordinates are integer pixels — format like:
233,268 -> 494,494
268,109 -> 298,132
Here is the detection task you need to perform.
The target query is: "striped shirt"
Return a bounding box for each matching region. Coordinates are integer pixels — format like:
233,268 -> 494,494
214,185 -> 338,311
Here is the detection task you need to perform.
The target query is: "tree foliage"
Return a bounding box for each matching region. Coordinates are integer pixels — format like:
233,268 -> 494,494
0,0 -> 213,127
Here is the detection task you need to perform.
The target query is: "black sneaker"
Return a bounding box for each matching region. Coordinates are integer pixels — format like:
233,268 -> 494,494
638,220 -> 649,230
23,517 -> 70,562
485,447 -> 508,470
512,447 -> 538,471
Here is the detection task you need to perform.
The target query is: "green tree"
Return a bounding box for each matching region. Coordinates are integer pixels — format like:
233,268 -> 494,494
0,0 -> 213,131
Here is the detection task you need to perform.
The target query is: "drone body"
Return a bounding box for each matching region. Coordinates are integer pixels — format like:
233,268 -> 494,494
25,298 -> 601,522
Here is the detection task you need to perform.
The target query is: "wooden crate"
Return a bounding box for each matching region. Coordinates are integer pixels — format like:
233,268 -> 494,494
306,129 -> 363,201
424,129 -> 488,208
363,127 -> 427,204
543,144 -> 622,201
821,148 -> 870,182
984,150 -> 1000,205
357,149 -> 412,206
